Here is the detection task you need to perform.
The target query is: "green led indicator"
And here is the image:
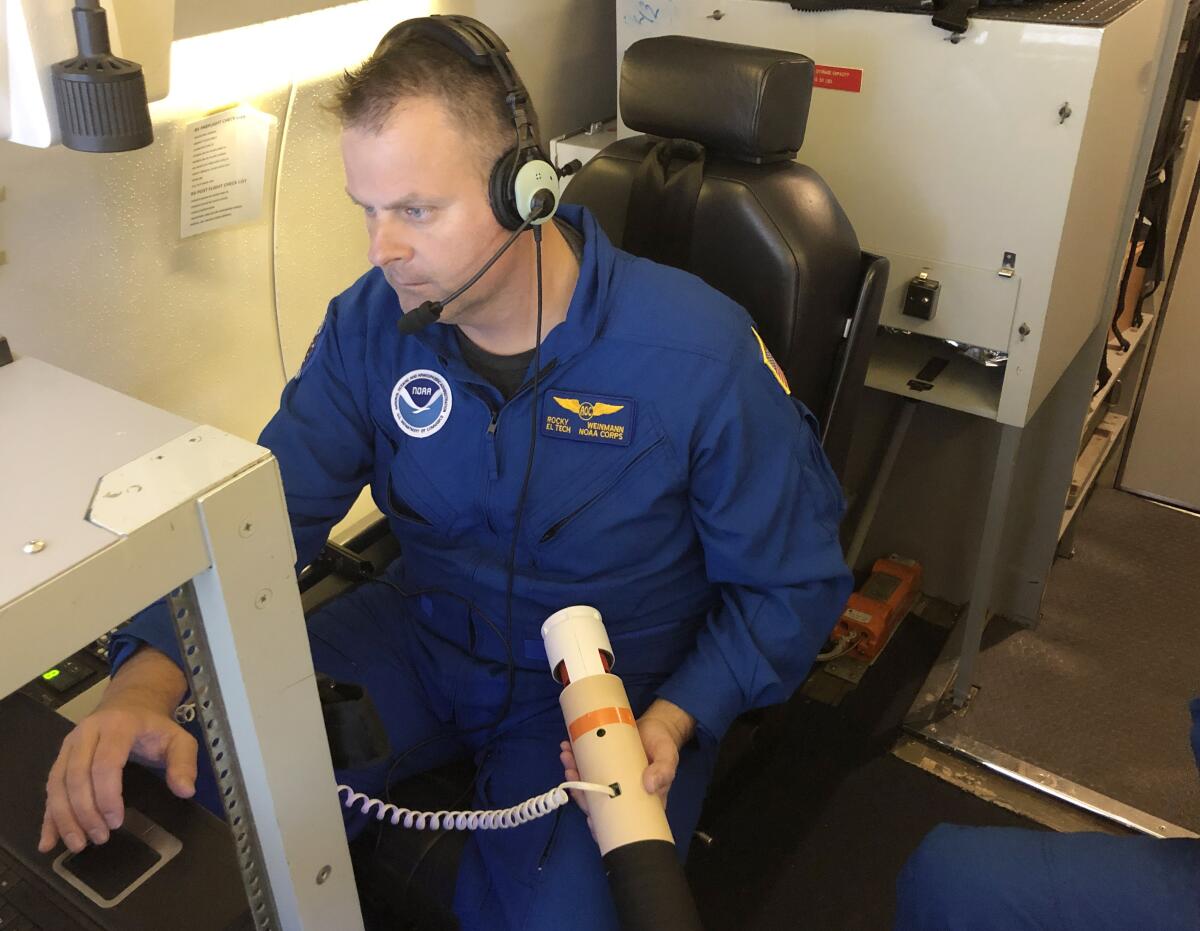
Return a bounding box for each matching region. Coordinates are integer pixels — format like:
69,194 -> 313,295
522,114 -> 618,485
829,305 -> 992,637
42,668 -> 61,681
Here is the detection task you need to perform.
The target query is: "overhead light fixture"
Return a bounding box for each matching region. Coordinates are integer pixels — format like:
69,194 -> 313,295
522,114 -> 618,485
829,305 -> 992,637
51,0 -> 153,152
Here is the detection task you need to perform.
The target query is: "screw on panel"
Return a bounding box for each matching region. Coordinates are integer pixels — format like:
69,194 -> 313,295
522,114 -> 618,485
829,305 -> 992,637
188,435 -> 202,443
707,9 -> 725,19
316,865 -> 332,885
239,521 -> 255,538
1058,102 -> 1072,124
22,540 -> 46,555
1018,323 -> 1031,341
255,589 -> 272,609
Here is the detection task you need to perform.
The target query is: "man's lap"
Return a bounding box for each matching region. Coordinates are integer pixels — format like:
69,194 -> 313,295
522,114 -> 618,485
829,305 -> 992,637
307,580 -> 717,930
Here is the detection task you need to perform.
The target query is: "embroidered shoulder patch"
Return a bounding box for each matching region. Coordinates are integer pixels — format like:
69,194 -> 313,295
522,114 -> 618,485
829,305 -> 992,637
751,328 -> 791,395
542,392 -> 635,446
296,319 -> 326,381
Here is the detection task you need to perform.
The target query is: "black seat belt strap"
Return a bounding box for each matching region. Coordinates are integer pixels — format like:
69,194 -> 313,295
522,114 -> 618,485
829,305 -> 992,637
623,138 -> 706,272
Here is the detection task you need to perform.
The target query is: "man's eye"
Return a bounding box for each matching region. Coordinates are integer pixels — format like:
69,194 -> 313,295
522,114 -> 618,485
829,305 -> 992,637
362,205 -> 376,218
405,207 -> 430,221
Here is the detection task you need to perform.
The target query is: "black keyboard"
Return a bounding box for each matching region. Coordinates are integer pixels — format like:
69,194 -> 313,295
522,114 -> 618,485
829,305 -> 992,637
0,846 -> 90,931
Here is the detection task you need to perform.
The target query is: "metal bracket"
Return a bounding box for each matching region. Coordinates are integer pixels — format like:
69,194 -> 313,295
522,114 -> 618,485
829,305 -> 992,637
314,541 -> 375,582
169,582 -> 280,930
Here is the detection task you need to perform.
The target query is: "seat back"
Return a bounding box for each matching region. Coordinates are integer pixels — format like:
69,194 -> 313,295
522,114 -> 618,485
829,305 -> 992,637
563,35 -> 886,477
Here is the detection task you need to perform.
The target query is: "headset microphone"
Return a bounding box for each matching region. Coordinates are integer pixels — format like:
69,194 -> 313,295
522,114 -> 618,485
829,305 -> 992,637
395,190 -> 556,337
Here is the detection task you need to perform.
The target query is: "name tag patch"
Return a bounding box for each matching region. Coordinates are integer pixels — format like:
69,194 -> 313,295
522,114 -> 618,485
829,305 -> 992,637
542,392 -> 635,446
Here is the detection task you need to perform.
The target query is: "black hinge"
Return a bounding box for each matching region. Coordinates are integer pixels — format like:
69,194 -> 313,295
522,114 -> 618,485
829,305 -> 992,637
315,540 -> 375,581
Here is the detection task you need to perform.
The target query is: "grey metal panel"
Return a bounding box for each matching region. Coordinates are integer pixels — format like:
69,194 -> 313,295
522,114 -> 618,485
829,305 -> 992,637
0,357 -> 194,608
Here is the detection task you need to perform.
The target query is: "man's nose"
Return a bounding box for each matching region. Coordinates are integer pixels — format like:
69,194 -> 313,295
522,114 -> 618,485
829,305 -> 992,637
367,217 -> 413,268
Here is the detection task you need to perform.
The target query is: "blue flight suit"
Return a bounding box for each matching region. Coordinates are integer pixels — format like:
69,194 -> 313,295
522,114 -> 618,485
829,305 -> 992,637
110,205 -> 852,929
895,696 -> 1200,930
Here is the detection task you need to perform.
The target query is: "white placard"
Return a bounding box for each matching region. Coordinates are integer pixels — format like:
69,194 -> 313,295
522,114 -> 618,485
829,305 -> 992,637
180,107 -> 274,238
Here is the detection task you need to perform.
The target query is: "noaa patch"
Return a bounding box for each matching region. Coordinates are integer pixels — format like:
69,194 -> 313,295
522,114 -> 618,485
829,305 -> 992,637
542,391 -> 635,446
391,370 -> 452,438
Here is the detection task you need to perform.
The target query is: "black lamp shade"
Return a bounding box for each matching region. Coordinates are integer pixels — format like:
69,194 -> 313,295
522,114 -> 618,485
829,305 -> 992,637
51,2 -> 153,153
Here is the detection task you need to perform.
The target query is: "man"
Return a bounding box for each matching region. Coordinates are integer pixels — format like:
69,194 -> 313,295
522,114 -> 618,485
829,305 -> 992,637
38,19 -> 851,929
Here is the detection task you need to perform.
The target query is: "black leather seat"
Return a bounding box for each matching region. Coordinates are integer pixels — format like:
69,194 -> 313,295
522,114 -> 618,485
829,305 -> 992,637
564,35 -> 887,478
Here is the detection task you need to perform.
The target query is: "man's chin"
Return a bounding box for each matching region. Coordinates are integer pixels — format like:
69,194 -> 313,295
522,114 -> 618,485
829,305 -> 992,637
387,276 -> 431,298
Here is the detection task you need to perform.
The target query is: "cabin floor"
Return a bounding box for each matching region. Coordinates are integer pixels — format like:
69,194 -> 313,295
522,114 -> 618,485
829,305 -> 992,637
907,486 -> 1200,834
689,484 -> 1197,928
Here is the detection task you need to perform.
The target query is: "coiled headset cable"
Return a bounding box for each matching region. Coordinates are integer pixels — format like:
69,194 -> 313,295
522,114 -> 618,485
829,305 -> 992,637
337,779 -> 614,832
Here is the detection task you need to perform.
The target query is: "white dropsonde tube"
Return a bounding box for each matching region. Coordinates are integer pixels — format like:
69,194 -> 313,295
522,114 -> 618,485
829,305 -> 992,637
542,606 -> 703,931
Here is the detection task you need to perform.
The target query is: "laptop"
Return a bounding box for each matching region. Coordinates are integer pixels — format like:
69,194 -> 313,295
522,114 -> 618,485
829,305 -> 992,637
0,693 -> 253,931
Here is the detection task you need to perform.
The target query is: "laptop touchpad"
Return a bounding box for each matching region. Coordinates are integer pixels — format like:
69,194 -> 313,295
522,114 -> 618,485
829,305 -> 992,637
52,808 -> 182,908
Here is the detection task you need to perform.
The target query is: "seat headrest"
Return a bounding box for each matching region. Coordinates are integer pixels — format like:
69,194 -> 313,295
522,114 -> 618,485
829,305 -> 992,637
620,35 -> 814,165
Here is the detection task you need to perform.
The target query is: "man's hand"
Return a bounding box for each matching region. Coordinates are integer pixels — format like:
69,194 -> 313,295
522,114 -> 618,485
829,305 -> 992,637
40,647 -> 194,855
636,699 -> 695,806
559,698 -> 696,835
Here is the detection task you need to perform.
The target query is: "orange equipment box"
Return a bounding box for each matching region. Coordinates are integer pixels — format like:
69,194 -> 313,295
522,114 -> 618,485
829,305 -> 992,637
834,556 -> 922,660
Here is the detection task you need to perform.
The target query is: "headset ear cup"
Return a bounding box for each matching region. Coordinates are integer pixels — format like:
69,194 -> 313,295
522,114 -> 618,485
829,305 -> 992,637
488,148 -> 523,230
513,155 -> 559,225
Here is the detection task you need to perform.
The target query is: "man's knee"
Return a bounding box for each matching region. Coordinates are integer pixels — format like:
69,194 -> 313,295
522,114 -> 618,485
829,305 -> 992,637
895,824 -> 1038,931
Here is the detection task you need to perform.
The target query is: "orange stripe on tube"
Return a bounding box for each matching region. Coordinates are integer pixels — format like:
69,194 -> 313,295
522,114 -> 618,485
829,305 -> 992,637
568,705 -> 636,742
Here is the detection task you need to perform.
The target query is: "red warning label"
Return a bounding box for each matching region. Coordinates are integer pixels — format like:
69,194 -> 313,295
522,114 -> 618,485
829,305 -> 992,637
813,65 -> 863,93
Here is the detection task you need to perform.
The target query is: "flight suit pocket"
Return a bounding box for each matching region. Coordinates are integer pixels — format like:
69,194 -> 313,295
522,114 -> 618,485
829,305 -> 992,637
385,469 -> 433,526
536,436 -> 667,544
375,431 -> 459,535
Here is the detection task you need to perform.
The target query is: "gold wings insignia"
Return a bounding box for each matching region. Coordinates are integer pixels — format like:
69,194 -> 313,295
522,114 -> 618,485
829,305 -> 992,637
553,396 -> 582,414
591,402 -> 625,416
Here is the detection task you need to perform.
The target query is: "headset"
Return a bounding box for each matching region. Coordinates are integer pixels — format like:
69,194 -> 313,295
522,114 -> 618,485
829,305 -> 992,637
375,14 -> 560,233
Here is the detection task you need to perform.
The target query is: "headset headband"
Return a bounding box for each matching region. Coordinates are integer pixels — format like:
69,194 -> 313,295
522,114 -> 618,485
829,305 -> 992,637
374,15 -> 538,152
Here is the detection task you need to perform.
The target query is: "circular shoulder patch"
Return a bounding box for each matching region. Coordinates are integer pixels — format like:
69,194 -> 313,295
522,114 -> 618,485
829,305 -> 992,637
391,369 -> 453,438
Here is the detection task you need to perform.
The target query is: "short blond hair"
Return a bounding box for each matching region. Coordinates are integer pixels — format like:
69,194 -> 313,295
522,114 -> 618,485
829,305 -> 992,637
332,33 -> 519,183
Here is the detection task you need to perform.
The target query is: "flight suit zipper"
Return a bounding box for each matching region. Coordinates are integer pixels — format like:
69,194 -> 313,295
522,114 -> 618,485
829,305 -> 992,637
539,437 -> 666,543
480,399 -> 501,535
479,360 -> 559,535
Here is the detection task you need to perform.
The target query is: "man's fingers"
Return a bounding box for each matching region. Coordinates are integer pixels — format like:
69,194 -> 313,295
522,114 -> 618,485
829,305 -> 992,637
45,752 -> 87,854
560,743 -> 590,816
644,758 -> 677,790
38,806 -> 60,854
163,731 -> 198,798
63,729 -> 110,845
91,737 -> 132,830
642,734 -> 679,797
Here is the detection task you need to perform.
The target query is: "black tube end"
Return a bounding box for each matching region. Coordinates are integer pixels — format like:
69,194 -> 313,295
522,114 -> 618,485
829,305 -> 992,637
603,839 -> 704,931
